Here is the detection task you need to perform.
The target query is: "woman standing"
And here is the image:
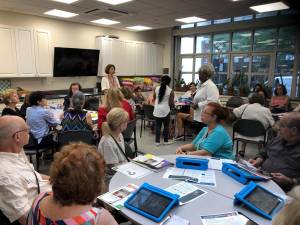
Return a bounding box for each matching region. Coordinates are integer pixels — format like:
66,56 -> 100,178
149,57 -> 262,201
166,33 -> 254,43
192,64 -> 219,123
153,75 -> 174,146
63,82 -> 82,111
101,64 -> 120,92
1,89 -> 24,119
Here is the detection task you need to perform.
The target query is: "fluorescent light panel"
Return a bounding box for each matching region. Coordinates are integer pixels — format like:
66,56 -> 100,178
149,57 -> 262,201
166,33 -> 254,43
44,9 -> 78,18
91,18 -> 120,25
52,0 -> 79,4
176,16 -> 206,23
96,0 -> 133,5
127,25 -> 151,31
250,2 -> 289,13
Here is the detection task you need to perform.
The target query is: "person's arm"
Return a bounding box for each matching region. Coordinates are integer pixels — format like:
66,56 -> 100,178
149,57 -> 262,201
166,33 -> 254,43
96,208 -> 118,225
97,106 -> 107,130
176,144 -> 195,154
115,76 -> 121,88
43,109 -> 59,125
233,104 -> 246,118
169,90 -> 175,108
265,109 -> 275,127
248,144 -> 269,167
101,77 -> 109,91
271,173 -> 299,190
196,85 -> 219,109
152,90 -> 156,102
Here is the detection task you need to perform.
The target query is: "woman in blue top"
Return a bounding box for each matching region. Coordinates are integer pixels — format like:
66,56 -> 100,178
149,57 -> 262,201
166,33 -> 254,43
176,102 -> 233,159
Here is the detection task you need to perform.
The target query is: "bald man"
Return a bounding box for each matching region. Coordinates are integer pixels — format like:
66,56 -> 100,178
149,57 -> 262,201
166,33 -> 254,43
249,112 -> 300,192
0,116 -> 51,225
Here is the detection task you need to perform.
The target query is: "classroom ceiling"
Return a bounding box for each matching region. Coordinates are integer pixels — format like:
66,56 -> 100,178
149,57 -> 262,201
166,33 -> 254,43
0,0 -> 297,31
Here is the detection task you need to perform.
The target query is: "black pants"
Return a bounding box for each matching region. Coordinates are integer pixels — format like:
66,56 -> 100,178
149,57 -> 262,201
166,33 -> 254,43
155,114 -> 170,143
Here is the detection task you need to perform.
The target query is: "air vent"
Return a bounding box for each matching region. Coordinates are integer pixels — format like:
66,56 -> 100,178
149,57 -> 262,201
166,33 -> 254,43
107,8 -> 129,15
84,8 -> 130,18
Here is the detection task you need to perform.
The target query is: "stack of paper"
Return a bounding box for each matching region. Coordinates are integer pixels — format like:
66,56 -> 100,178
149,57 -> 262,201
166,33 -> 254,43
98,183 -> 138,210
114,162 -> 153,179
132,154 -> 173,172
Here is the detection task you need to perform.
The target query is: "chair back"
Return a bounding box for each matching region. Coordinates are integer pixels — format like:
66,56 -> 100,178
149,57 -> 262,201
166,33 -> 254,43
142,104 -> 155,120
233,119 -> 266,138
23,133 -> 38,149
58,130 -> 95,148
226,96 -> 244,108
122,119 -> 137,140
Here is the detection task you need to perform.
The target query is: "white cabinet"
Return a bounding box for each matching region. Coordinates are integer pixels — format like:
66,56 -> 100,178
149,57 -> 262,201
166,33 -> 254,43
34,30 -> 52,77
0,25 -> 18,77
15,27 -> 36,77
96,37 -> 163,76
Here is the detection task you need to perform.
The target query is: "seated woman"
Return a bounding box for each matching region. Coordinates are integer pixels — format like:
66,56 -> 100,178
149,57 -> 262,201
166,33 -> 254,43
270,84 -> 289,113
132,86 -> 145,114
121,87 -> 136,111
98,108 -> 129,186
61,91 -> 93,132
175,82 -> 197,139
26,91 -> 58,145
1,88 -> 24,119
20,92 -> 31,118
27,142 -> 117,225
233,93 -> 274,157
176,102 -> 233,159
98,88 -> 134,130
63,82 -> 82,111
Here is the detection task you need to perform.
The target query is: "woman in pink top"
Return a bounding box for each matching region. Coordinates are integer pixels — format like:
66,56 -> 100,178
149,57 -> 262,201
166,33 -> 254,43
270,84 -> 289,113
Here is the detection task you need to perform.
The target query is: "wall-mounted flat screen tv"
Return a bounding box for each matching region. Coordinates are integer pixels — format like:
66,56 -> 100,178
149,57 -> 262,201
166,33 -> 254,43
53,47 -> 100,77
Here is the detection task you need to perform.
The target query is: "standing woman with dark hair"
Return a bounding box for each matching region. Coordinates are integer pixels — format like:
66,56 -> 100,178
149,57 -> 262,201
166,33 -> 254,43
63,82 -> 82,111
153,75 -> 174,146
101,64 -> 120,92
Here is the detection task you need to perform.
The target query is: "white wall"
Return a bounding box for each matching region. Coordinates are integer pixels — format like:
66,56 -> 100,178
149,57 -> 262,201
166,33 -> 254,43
153,28 -> 172,70
0,10 -> 173,91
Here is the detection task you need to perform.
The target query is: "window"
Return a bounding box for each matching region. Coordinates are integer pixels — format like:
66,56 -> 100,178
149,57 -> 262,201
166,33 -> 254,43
278,26 -> 296,50
232,55 -> 250,74
212,54 -> 228,85
234,15 -> 253,22
213,33 -> 230,53
180,37 -> 194,54
197,21 -> 212,27
181,24 -> 194,29
251,55 -> 271,87
214,18 -> 231,24
195,57 -> 209,72
181,74 -> 193,84
196,35 -> 211,53
181,58 -> 193,72
253,28 -> 276,51
232,31 -> 251,52
256,11 -> 278,19
274,52 -> 295,95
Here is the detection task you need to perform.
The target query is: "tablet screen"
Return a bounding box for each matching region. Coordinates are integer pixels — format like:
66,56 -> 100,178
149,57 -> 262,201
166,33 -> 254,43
244,187 -> 280,214
127,188 -> 173,218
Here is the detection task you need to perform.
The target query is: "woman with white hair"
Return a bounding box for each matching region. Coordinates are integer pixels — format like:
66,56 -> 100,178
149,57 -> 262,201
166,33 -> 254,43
192,64 -> 220,124
61,91 -> 93,131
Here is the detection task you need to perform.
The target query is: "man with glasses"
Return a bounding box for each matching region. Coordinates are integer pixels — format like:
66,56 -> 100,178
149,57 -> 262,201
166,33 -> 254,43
249,112 -> 300,192
0,116 -> 51,225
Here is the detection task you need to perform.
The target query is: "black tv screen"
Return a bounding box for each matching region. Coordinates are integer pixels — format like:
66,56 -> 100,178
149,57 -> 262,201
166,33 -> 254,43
53,47 -> 100,77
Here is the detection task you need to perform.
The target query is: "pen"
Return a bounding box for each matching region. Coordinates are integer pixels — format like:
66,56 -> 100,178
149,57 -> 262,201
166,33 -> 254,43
161,214 -> 172,225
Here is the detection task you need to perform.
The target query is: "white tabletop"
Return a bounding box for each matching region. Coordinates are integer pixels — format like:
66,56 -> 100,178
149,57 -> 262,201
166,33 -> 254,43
110,155 -> 285,225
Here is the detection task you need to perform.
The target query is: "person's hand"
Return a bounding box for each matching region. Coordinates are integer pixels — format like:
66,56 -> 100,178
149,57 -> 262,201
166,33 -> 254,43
176,147 -> 185,155
248,158 -> 264,167
271,173 -> 293,186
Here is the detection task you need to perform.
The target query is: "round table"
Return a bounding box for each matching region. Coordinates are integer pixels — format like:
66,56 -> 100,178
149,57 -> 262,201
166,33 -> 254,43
110,155 -> 285,225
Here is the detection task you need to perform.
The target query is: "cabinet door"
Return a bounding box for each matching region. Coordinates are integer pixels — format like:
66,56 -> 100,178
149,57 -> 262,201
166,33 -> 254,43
155,45 -> 163,75
0,25 -> 18,77
135,42 -> 144,75
35,30 -> 52,77
101,38 -> 113,75
15,27 -> 36,77
143,43 -> 152,75
124,41 -> 136,75
112,39 -> 125,75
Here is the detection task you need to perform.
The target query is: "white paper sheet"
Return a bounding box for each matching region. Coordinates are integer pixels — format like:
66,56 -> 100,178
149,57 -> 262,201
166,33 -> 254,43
208,158 -> 236,170
114,162 -> 153,179
165,181 -> 207,205
163,167 -> 217,187
200,212 -> 254,225
164,214 -> 190,225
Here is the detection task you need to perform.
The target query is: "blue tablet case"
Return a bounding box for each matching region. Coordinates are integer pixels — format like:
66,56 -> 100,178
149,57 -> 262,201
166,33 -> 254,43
176,157 -> 209,170
124,183 -> 179,222
234,181 -> 284,220
222,163 -> 266,184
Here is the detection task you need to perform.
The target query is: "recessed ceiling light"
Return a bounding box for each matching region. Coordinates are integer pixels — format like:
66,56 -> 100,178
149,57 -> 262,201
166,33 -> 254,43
175,16 -> 206,23
250,2 -> 289,13
127,25 -> 152,31
52,0 -> 79,4
44,9 -> 78,18
91,18 -> 120,25
96,0 -> 133,5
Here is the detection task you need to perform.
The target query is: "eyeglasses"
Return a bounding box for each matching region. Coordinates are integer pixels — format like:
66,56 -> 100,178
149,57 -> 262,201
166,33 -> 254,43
202,110 -> 213,116
12,127 -> 30,137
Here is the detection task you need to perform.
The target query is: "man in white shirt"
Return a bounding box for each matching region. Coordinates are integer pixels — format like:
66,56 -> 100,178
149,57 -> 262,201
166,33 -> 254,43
192,64 -> 220,122
0,116 -> 51,225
